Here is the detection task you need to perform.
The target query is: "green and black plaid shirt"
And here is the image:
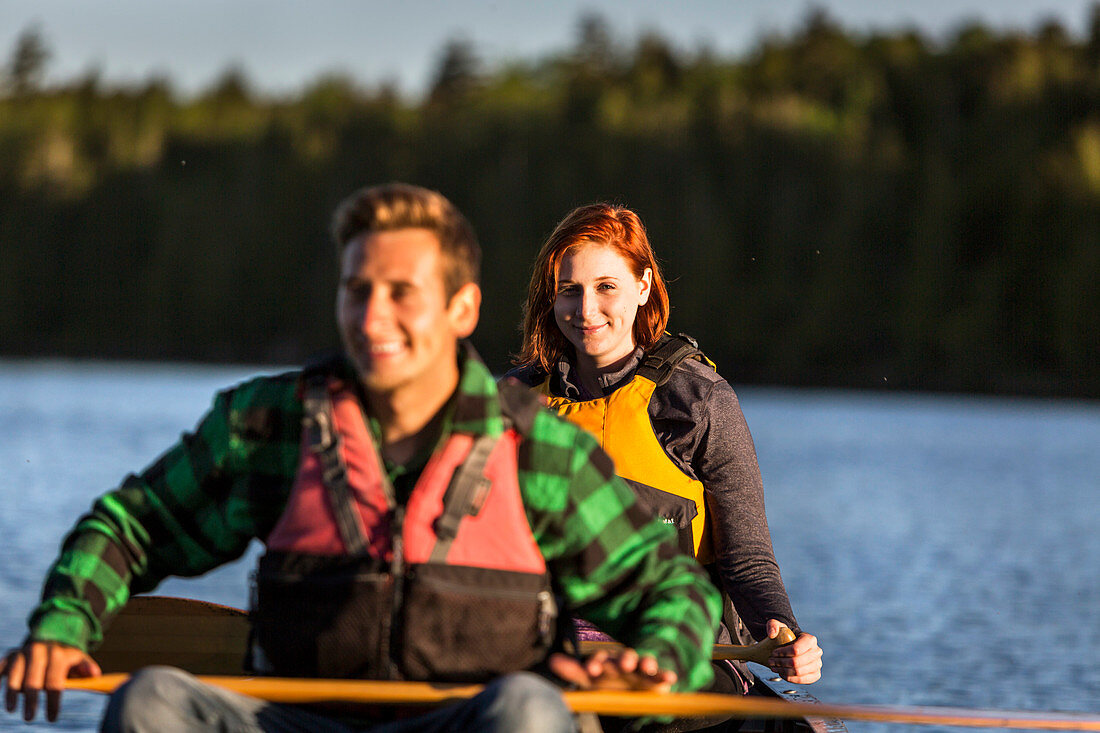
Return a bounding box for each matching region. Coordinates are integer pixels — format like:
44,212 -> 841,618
28,346 -> 721,691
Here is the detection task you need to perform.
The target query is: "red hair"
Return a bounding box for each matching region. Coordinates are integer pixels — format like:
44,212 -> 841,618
517,203 -> 670,372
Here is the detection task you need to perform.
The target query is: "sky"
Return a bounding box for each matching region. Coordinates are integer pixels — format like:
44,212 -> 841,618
2,0 -> 1097,99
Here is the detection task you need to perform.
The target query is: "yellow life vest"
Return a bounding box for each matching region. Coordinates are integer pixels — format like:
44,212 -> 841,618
536,335 -> 716,564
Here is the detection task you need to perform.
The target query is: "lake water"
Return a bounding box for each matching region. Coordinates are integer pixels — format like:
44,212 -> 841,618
1,360 -> 1098,732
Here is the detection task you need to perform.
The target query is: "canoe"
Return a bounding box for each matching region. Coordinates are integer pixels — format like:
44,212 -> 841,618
75,600 -> 1100,730
88,595 -> 843,731
746,667 -> 847,733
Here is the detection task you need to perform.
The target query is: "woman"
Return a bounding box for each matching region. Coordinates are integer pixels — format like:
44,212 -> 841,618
505,203 -> 822,700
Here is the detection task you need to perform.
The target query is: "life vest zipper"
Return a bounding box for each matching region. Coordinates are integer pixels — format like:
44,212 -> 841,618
384,505 -> 406,679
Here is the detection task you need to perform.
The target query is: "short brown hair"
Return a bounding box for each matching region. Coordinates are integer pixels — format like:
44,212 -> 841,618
518,203 -> 670,372
331,183 -> 480,298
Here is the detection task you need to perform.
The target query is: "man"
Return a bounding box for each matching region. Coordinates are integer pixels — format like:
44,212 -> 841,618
0,183 -> 721,731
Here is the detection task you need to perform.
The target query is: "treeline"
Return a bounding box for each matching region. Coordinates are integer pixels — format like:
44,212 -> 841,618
2,9 -> 1099,397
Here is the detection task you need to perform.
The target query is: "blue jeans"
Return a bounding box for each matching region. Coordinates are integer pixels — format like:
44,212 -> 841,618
100,666 -> 576,733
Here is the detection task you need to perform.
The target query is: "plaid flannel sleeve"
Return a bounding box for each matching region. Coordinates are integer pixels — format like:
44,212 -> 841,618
519,408 -> 722,692
27,372 -> 302,652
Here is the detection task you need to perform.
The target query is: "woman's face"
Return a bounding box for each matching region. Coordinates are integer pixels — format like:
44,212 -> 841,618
553,243 -> 652,370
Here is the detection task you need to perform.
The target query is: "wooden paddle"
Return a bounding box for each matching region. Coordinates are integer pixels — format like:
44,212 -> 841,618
90,595 -> 797,674
93,596 -> 250,675
64,674 -> 1100,729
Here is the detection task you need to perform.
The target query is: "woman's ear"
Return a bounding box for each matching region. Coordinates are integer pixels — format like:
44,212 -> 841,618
638,267 -> 653,305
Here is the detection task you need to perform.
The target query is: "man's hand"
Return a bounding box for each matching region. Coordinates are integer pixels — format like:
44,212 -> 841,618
764,620 -> 822,685
549,647 -> 677,692
0,641 -> 101,722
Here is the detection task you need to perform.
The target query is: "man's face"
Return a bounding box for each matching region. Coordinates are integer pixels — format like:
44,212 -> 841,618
336,228 -> 479,399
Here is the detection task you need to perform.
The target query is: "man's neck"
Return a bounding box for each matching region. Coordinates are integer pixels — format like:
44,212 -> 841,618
363,371 -> 460,466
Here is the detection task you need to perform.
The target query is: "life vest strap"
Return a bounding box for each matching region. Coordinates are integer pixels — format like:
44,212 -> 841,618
429,431 -> 500,563
636,333 -> 714,386
428,383 -> 538,564
303,378 -> 369,556
426,383 -> 542,564
496,379 -> 542,433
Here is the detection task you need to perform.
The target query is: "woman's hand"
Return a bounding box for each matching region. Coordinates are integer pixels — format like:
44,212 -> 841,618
764,620 -> 822,684
549,647 -> 677,692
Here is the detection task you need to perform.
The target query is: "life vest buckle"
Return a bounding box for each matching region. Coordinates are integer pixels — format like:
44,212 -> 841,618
308,409 -> 335,451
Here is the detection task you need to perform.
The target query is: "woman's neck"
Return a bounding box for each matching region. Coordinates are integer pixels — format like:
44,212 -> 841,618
573,348 -> 638,397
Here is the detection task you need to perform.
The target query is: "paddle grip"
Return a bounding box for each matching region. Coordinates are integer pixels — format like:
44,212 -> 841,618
712,627 -> 797,664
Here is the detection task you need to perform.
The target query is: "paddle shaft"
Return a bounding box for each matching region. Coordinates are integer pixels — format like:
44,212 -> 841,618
65,675 -> 1100,730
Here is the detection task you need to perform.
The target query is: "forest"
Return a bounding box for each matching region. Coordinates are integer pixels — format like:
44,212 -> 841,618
2,8 -> 1099,397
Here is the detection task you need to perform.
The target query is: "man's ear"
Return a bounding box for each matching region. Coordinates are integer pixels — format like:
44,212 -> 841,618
448,282 -> 481,338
